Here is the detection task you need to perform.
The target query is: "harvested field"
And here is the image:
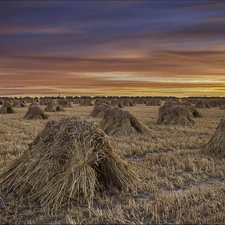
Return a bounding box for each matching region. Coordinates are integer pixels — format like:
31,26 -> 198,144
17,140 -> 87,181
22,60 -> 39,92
0,101 -> 225,224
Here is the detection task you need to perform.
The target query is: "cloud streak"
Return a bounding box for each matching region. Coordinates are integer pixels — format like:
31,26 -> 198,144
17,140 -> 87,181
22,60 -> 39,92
0,1 -> 225,97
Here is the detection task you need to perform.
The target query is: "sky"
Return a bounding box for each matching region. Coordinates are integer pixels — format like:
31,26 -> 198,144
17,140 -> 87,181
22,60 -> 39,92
1,0 -> 225,97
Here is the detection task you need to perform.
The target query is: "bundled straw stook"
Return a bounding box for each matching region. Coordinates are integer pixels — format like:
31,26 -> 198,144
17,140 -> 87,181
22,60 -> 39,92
0,116 -> 138,211
180,101 -> 202,117
164,99 -> 180,105
0,101 -> 16,114
12,100 -> 27,108
73,98 -> 81,104
201,118 -> 225,157
44,101 -> 65,112
156,105 -> 195,126
111,99 -> 124,108
90,103 -> 111,118
187,105 -> 202,118
122,99 -> 135,107
195,100 -> 210,108
58,99 -> 72,108
100,107 -> 151,136
24,104 -> 48,119
208,100 -> 222,108
79,99 -> 93,106
39,99 -> 48,106
94,99 -> 110,106
180,100 -> 192,106
146,99 -> 161,106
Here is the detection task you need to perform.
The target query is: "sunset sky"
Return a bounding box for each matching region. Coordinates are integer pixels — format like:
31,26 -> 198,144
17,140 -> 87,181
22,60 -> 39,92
1,1 -> 225,97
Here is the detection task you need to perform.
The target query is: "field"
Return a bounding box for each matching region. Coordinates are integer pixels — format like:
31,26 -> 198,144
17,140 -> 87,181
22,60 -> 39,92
0,101 -> 225,224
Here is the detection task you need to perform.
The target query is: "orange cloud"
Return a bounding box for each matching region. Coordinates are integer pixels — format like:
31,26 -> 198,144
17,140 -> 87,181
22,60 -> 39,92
1,45 -> 225,98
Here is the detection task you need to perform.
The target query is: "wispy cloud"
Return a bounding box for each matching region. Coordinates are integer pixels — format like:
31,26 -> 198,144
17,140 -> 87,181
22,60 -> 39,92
0,25 -> 86,35
0,1 -> 225,97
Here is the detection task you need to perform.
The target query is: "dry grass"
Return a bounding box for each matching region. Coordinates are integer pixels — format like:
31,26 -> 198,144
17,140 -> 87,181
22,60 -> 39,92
0,116 -> 138,212
201,118 -> 225,157
156,104 -> 195,126
100,107 -> 151,136
44,101 -> 65,112
24,104 -> 48,119
90,103 -> 111,118
0,102 -> 225,224
0,101 -> 16,114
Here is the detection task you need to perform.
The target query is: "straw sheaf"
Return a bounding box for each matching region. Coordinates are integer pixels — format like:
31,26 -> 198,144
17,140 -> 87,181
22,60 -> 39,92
122,99 -> 135,107
80,99 -> 93,106
146,99 -> 161,106
90,103 -> 111,118
58,99 -> 72,108
195,100 -> 210,108
0,101 -> 16,114
24,105 -> 48,119
156,105 -> 195,126
44,101 -> 65,112
111,99 -> 124,108
100,107 -> 151,136
0,116 -> 138,211
201,118 -> 225,157
12,100 -> 27,108
187,105 -> 202,118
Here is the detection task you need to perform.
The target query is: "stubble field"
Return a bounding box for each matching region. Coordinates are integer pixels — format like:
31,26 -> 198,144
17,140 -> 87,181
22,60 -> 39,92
0,102 -> 225,224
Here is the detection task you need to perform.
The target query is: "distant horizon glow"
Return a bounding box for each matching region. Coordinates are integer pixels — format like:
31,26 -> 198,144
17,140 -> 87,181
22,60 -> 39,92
0,1 -> 225,97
